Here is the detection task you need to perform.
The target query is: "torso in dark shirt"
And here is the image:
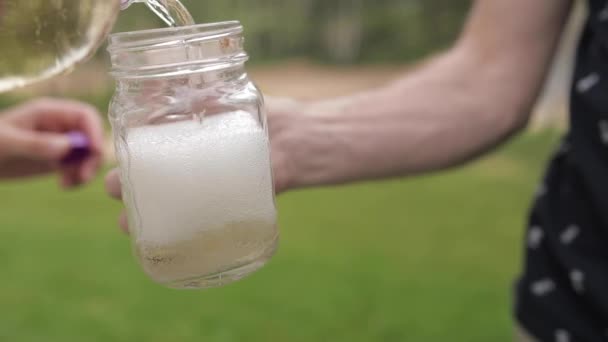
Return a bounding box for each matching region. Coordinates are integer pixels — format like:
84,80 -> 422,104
516,1 -> 608,341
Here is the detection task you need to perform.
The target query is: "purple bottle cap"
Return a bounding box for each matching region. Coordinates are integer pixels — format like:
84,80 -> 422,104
61,131 -> 91,165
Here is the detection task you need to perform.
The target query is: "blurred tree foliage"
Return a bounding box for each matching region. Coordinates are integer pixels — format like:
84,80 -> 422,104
114,0 -> 472,64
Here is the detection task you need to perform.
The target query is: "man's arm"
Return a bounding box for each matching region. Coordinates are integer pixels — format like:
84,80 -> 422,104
270,0 -> 573,192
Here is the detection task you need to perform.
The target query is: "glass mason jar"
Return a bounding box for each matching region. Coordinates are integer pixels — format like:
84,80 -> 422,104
107,22 -> 278,289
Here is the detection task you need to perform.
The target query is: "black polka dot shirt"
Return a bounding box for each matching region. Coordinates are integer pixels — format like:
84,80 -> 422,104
515,1 -> 608,341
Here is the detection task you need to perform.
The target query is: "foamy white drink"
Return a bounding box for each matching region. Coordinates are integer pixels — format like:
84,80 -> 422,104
118,110 -> 278,287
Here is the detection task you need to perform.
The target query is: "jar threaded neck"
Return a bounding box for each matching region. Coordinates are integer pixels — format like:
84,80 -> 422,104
108,21 -> 247,79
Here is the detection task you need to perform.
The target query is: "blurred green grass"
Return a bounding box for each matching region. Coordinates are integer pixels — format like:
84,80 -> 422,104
0,130 -> 559,342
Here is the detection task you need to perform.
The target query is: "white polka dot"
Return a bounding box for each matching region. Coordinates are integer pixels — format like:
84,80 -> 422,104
536,183 -> 547,198
576,73 -> 600,93
557,140 -> 571,155
599,120 -> 608,145
560,225 -> 580,245
555,329 -> 570,342
600,6 -> 608,21
531,278 -> 556,296
528,226 -> 544,249
570,269 -> 585,294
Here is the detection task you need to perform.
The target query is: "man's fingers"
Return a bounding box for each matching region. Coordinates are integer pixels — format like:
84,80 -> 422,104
103,168 -> 129,233
105,168 -> 122,199
119,211 -> 129,234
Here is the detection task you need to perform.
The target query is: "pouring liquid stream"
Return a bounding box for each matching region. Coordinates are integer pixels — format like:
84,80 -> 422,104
125,0 -> 204,120
123,0 -> 195,27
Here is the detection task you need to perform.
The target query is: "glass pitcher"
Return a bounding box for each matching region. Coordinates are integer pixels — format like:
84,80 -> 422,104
107,22 -> 279,289
0,0 -> 121,92
0,0 -> 191,93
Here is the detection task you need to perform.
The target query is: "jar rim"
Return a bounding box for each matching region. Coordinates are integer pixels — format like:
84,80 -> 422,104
108,21 -> 242,51
107,20 -> 247,79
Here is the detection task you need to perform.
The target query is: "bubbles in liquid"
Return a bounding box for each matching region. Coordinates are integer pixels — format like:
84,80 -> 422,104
119,111 -> 278,287
137,220 -> 278,286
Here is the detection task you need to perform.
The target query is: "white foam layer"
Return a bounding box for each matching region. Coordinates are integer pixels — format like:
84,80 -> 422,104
119,110 -> 276,244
